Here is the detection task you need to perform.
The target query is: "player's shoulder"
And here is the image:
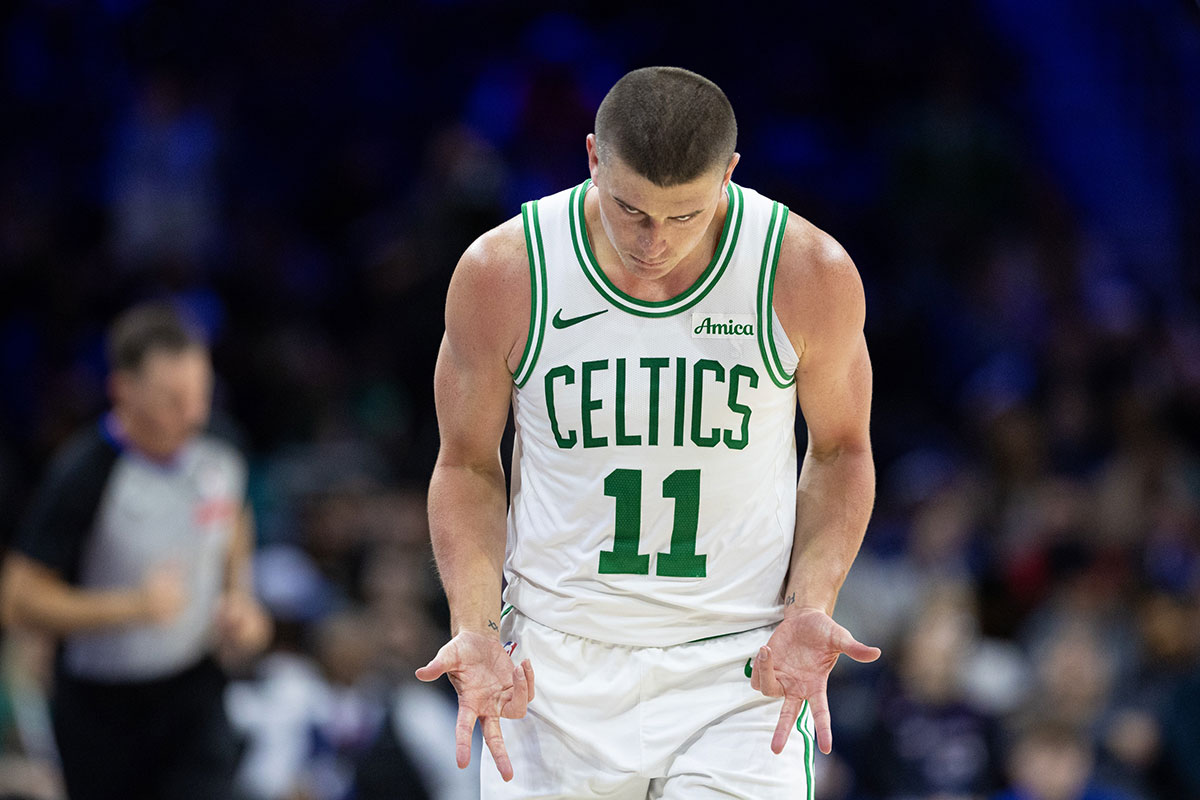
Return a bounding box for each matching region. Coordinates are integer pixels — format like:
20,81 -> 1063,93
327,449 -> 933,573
446,183 -> 577,356
443,213 -> 532,369
772,210 -> 865,352
454,213 -> 529,289
776,211 -> 861,302
453,181 -> 577,288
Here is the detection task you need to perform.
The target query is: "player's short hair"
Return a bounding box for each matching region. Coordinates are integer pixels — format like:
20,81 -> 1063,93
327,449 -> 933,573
107,302 -> 206,373
595,66 -> 737,187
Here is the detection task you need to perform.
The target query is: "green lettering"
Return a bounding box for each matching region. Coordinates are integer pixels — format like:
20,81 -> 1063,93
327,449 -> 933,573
691,359 -> 725,448
545,366 -> 577,449
673,357 -> 687,447
724,364 -> 758,450
615,358 -> 640,446
657,469 -> 706,577
598,468 -> 650,574
641,357 -> 669,447
582,359 -> 609,448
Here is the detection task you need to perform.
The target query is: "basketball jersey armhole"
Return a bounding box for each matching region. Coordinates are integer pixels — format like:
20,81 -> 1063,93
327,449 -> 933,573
513,199 -> 548,387
756,202 -> 796,389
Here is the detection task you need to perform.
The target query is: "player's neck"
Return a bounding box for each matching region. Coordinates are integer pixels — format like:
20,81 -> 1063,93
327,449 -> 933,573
583,190 -> 726,303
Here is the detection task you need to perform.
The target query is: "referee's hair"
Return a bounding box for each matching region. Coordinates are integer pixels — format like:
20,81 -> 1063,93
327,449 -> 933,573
595,66 -> 737,187
107,302 -> 206,373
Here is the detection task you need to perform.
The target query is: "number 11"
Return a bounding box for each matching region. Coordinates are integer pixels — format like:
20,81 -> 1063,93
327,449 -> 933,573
598,468 -> 706,578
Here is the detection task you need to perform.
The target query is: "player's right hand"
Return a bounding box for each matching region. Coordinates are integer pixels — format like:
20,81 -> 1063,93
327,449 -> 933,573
139,563 -> 187,625
415,630 -> 535,782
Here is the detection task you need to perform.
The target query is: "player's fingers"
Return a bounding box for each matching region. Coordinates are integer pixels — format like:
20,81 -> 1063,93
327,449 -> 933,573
756,646 -> 783,697
809,686 -> 834,754
846,643 -> 882,663
414,654 -> 449,682
522,659 -> 535,703
454,706 -> 478,769
771,696 -> 804,754
481,715 -> 513,782
832,625 -> 882,663
844,640 -> 882,663
503,662 -> 529,718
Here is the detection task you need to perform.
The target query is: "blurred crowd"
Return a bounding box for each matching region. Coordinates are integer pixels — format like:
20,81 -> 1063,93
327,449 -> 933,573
1,1 -> 1198,799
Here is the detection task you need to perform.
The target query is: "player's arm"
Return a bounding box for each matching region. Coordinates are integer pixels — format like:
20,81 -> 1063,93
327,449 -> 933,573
0,553 -> 182,634
417,217 -> 535,782
750,215 -> 881,756
426,217 -> 528,637
780,221 -> 875,619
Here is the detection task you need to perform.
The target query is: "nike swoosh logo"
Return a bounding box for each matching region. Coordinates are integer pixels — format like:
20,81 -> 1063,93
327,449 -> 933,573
552,308 -> 608,329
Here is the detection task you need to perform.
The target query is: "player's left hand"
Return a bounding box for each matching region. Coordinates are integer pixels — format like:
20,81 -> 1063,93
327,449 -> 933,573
215,591 -> 273,664
749,607 -> 880,756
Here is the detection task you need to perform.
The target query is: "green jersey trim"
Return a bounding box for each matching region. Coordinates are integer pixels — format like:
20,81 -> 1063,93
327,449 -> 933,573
757,202 -> 795,388
568,179 -> 744,318
513,200 -> 549,387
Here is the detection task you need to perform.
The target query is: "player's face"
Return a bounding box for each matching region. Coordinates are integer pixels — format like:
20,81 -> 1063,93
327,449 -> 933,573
113,346 -> 213,458
588,135 -> 738,283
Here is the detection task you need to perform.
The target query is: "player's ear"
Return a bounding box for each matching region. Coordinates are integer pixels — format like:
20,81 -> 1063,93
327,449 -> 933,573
721,152 -> 740,190
586,134 -> 601,183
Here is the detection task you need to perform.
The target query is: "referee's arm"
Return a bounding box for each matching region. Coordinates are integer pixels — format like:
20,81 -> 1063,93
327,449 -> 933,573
1,432 -> 184,635
0,553 -> 178,634
213,505 -> 273,662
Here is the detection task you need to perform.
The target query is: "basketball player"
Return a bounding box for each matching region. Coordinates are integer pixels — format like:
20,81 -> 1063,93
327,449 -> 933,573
0,303 -> 272,800
417,66 -> 880,798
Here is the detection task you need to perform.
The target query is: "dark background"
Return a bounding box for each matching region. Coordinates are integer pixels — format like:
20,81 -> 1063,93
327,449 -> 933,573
1,2 -> 1199,799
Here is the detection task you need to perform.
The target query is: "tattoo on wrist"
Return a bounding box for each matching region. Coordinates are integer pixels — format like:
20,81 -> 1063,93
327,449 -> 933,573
488,619 -> 498,631
784,593 -> 796,608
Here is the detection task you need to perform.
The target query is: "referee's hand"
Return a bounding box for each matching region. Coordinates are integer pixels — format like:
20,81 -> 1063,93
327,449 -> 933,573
139,563 -> 187,625
749,607 -> 880,756
415,631 -> 535,782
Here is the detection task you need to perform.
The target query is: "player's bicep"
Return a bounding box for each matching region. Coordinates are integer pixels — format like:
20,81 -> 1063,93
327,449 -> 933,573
794,333 -> 872,459
433,329 -> 514,467
788,240 -> 872,458
433,229 -> 529,469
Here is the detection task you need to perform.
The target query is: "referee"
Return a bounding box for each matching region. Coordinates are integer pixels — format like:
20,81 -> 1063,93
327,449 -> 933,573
0,303 -> 272,800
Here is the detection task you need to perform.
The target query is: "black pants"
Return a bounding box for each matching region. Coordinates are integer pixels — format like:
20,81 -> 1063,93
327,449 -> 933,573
52,656 -> 238,800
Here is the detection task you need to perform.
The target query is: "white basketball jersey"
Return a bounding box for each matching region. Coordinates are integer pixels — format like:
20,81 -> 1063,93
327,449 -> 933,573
504,178 -> 800,647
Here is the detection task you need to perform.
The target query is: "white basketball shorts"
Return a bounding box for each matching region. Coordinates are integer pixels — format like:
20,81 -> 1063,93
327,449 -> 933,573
480,608 -> 815,799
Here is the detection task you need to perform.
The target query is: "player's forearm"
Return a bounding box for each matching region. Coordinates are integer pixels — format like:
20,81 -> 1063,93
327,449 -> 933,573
428,459 -> 509,638
783,442 -> 875,617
